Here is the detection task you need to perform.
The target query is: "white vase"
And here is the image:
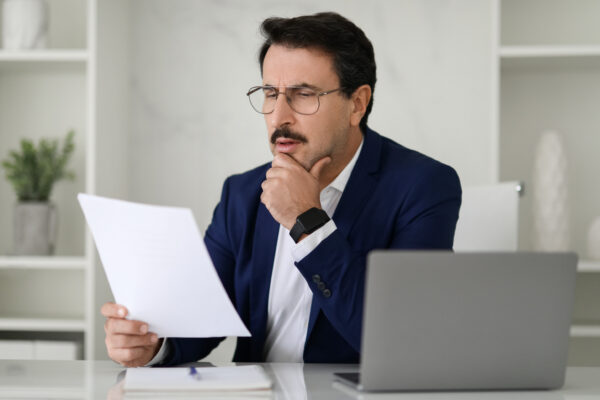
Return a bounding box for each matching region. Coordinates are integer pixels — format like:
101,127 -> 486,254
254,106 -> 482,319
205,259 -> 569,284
13,202 -> 57,255
2,0 -> 49,50
531,131 -> 570,251
588,217 -> 600,260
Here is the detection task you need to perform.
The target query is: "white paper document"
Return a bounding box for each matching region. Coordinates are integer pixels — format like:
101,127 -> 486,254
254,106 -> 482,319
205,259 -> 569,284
124,365 -> 272,393
78,193 -> 250,338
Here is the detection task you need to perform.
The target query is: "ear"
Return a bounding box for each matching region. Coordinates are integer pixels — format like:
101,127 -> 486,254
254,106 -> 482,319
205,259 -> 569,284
349,84 -> 372,127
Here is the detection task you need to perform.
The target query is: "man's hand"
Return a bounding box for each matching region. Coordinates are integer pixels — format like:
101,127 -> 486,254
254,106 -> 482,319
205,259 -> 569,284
101,302 -> 162,367
261,154 -> 331,230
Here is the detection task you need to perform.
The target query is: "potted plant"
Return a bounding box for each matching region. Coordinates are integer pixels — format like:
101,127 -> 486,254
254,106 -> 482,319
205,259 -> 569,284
1,131 -> 75,255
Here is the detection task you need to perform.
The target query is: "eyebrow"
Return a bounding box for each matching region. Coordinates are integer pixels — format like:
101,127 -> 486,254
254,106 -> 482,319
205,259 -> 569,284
261,82 -> 321,90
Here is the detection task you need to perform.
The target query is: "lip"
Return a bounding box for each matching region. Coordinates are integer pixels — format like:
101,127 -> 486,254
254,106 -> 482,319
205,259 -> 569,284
275,138 -> 302,153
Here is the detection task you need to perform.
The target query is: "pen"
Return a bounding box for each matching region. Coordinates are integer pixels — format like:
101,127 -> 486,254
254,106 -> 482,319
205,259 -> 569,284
189,366 -> 201,380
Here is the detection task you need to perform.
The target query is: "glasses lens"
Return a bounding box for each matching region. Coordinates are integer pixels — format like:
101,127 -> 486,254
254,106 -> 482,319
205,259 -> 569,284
288,87 -> 319,115
247,86 -> 320,115
248,87 -> 274,114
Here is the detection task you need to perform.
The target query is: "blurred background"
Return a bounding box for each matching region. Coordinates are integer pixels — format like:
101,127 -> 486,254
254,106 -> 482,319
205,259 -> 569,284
0,0 -> 599,365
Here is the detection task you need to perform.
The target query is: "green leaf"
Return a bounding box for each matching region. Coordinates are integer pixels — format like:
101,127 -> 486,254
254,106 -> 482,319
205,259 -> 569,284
1,131 -> 77,201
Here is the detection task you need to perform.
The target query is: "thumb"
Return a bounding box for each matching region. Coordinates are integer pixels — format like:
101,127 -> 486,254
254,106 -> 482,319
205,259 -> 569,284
309,156 -> 332,179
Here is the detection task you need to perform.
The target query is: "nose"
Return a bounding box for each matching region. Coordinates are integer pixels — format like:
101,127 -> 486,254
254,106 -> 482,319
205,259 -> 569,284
268,92 -> 296,129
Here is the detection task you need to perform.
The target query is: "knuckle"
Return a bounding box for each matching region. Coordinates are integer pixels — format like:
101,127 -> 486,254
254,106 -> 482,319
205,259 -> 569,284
108,350 -> 119,362
123,348 -> 134,361
113,335 -> 125,348
144,334 -> 153,345
112,319 -> 124,333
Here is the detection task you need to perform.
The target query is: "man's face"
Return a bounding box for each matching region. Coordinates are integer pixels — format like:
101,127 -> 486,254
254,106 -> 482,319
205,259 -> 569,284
261,45 -> 353,170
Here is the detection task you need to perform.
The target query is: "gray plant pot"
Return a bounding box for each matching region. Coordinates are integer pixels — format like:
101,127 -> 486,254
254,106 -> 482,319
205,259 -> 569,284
13,202 -> 57,255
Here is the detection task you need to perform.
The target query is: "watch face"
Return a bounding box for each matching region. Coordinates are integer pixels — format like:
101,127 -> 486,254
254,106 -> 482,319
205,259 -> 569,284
290,208 -> 330,243
299,208 -> 330,234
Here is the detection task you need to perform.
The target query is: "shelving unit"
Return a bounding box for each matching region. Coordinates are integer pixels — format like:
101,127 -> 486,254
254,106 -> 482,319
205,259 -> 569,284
0,0 -> 95,360
0,257 -> 87,270
0,318 -> 86,332
0,50 -> 88,62
571,324 -> 600,338
579,261 -> 600,273
496,0 -> 600,364
500,45 -> 600,57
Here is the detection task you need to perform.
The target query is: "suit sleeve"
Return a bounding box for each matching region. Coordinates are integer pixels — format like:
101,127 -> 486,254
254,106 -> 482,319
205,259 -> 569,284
160,178 -> 237,366
293,164 -> 462,353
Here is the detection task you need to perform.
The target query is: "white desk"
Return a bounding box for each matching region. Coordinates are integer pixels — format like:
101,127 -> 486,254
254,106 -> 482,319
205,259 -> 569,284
0,360 -> 598,399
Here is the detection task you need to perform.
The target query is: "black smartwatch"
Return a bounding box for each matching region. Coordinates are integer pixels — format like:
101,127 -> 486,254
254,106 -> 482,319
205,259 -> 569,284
289,207 -> 331,243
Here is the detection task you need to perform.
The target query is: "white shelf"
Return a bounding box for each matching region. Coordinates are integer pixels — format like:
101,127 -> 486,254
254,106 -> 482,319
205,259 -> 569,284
0,318 -> 86,332
500,46 -> 600,70
0,256 -> 87,270
0,388 -> 84,400
0,50 -> 88,62
500,45 -> 600,58
571,324 -> 600,338
578,261 -> 600,273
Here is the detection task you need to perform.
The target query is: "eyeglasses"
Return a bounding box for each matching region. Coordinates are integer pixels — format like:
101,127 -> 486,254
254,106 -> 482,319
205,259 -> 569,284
246,85 -> 343,115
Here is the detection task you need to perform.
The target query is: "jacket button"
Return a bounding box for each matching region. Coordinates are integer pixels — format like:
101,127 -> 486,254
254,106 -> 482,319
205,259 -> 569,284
317,281 -> 326,291
312,274 -> 321,283
323,289 -> 331,298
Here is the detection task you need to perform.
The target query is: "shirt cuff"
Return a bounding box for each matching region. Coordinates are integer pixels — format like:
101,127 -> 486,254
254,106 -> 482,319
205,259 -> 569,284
144,338 -> 170,366
291,219 -> 337,262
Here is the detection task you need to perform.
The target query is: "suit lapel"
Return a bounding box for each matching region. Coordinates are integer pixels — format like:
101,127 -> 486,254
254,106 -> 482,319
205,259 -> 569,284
305,128 -> 383,340
250,201 -> 279,360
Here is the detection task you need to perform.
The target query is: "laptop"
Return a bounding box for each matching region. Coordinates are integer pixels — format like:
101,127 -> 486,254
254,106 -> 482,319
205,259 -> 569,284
334,251 -> 577,392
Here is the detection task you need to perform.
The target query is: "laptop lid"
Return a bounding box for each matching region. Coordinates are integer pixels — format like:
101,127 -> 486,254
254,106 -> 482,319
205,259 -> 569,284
357,251 -> 577,391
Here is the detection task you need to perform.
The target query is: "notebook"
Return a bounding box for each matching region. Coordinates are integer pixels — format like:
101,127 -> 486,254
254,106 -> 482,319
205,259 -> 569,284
124,365 -> 272,394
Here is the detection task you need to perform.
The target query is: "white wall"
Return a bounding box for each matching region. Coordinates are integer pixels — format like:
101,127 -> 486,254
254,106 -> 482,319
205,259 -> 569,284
126,0 -> 494,229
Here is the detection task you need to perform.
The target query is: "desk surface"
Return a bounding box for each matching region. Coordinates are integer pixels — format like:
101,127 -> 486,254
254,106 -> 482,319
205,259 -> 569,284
0,360 -> 598,399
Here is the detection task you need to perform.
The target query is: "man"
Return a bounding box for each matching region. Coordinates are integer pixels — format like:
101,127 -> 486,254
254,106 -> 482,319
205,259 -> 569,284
102,12 -> 461,367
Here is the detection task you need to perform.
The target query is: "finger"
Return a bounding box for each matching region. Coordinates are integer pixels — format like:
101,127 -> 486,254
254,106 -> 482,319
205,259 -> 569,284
109,346 -> 152,364
261,178 -> 280,191
265,167 -> 289,180
272,153 -> 302,169
101,302 -> 128,318
309,156 -> 332,179
108,333 -> 159,349
106,318 -> 149,335
265,168 -> 279,179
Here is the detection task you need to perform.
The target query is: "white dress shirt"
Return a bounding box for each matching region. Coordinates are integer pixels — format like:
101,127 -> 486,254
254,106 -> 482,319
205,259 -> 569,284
263,139 -> 363,362
148,139 -> 363,365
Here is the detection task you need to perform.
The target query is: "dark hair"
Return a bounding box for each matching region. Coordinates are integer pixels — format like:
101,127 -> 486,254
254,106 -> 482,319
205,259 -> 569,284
259,12 -> 376,132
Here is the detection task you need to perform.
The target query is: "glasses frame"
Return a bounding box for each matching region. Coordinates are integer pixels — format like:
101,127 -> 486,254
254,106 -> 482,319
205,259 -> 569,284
246,85 -> 343,115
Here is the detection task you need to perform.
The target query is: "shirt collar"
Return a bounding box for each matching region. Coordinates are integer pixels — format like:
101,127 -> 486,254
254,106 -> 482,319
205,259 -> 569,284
325,137 -> 364,194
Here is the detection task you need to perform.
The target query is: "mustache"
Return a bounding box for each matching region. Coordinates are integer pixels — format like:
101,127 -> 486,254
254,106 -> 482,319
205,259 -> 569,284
270,127 -> 308,144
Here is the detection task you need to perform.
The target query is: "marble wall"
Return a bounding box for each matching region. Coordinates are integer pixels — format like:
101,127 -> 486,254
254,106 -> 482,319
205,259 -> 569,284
127,0 -> 494,230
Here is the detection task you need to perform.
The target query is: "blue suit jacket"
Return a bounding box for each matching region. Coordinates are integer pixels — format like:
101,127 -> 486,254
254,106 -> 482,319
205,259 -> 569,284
161,127 -> 462,365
